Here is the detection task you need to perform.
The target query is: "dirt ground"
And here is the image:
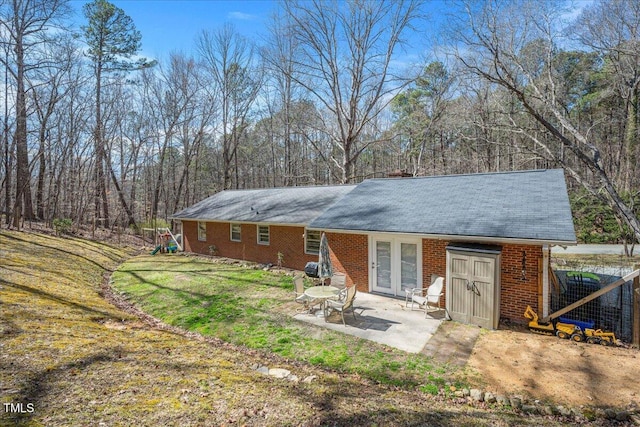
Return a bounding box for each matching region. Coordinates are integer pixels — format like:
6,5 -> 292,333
467,324 -> 639,409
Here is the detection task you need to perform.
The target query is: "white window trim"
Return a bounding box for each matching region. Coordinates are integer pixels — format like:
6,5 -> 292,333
305,229 -> 321,255
230,223 -> 241,242
197,221 -> 207,241
257,225 -> 270,245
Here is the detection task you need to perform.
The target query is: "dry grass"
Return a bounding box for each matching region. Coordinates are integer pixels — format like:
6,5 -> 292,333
1,230 -> 581,426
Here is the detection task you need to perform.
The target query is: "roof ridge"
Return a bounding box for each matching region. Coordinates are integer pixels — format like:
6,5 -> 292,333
366,168 -> 555,183
215,183 -> 358,193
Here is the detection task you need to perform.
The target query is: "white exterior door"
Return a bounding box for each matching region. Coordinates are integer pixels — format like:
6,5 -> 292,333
373,239 -> 393,293
371,235 -> 421,296
446,250 -> 500,329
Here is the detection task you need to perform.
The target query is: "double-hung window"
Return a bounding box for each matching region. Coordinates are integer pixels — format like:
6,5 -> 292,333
305,229 -> 321,255
230,223 -> 241,242
197,222 -> 207,241
257,225 -> 270,245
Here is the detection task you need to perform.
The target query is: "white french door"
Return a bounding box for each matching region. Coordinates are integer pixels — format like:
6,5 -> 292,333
371,235 -> 421,296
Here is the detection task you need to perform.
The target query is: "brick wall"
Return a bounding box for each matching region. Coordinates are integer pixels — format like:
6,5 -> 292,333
422,239 -> 449,307
183,220 -> 542,324
420,239 -> 542,323
326,232 -> 368,293
499,244 -> 543,322
181,220 -> 318,270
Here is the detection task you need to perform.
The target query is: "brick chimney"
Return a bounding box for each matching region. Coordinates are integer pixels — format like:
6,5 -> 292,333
388,169 -> 412,178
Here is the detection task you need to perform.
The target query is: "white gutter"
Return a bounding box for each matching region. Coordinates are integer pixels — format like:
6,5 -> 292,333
171,218 -> 310,228
306,227 -> 577,247
172,219 -> 577,247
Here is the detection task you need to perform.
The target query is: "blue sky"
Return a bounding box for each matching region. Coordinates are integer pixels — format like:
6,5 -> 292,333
70,0 -> 456,63
69,0 -> 593,64
71,0 -> 280,58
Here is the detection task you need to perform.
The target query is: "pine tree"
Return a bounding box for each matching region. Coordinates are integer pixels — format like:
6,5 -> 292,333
82,0 -> 152,229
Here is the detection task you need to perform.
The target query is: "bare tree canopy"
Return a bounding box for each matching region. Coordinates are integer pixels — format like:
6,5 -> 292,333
0,0 -> 637,249
445,0 -> 640,241
0,0 -> 70,228
283,0 -> 424,183
197,24 -> 262,190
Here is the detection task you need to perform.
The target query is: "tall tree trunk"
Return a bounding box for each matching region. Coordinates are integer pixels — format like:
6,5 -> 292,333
172,130 -> 202,214
623,86 -> 638,192
342,136 -> 357,183
108,162 -> 137,230
12,27 -> 34,228
151,134 -> 170,220
3,48 -> 11,226
222,133 -> 233,190
36,127 -> 46,220
94,61 -> 109,227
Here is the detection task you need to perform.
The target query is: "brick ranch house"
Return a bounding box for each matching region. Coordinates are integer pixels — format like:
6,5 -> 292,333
172,169 -> 576,329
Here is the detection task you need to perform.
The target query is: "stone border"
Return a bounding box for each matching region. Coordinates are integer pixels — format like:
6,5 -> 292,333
454,387 -> 639,424
256,363 -> 640,424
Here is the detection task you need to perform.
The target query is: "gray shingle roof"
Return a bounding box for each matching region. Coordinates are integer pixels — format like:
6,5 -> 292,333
172,185 -> 356,225
309,169 -> 576,243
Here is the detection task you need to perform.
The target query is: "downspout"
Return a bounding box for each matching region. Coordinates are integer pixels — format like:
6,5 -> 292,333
542,245 -> 550,317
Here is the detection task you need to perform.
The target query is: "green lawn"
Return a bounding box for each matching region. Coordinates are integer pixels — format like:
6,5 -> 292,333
112,254 -> 460,390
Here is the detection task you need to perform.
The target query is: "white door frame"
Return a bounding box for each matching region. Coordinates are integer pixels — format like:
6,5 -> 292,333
369,234 -> 422,297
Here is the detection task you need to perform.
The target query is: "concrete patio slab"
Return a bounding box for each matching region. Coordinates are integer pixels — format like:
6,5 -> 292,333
293,291 -> 444,353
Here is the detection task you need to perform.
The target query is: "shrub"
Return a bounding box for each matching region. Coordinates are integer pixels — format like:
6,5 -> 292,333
52,218 -> 73,236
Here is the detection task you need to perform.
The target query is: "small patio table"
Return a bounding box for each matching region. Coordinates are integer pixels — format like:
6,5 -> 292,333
304,285 -> 340,316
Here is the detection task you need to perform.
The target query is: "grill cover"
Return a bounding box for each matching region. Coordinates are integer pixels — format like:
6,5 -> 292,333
304,262 -> 319,278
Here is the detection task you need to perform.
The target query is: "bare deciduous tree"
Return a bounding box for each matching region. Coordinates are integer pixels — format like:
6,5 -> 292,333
283,0 -> 423,183
31,34 -> 78,221
571,0 -> 640,192
448,0 -> 640,240
197,24 -> 262,190
0,0 -> 69,228
263,12 -> 297,186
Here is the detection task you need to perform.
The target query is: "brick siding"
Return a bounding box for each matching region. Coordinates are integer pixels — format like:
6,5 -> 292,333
326,232 -> 368,292
422,239 -> 449,307
499,244 -> 543,321
182,220 -> 542,324
421,239 -> 542,323
182,220 -> 318,270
